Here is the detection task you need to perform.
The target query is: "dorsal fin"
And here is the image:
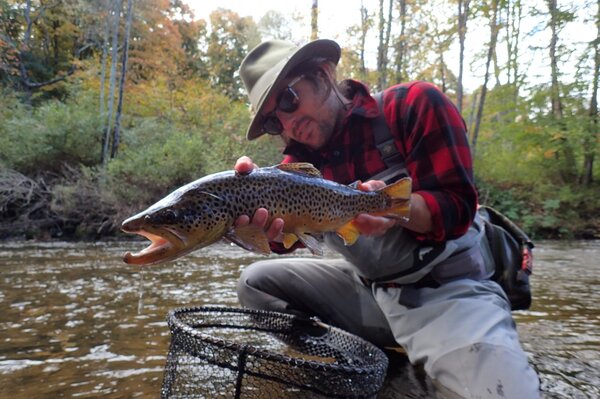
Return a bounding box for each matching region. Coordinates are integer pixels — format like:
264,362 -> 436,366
274,163 -> 322,178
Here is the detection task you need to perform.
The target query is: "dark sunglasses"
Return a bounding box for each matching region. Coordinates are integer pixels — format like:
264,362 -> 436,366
262,75 -> 305,135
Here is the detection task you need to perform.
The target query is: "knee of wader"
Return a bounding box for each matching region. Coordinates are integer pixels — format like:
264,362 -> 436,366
238,261 -> 282,290
428,343 -> 540,399
236,261 -> 291,309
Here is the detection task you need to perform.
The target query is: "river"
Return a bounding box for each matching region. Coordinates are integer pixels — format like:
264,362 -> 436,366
0,239 -> 598,398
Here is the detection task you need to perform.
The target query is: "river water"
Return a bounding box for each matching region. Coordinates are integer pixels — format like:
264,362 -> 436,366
0,239 -> 598,398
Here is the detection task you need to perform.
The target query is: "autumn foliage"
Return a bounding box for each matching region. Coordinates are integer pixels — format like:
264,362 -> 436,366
0,0 -> 598,239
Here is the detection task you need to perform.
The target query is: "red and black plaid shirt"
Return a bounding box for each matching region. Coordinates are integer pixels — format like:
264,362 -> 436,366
280,80 -> 477,243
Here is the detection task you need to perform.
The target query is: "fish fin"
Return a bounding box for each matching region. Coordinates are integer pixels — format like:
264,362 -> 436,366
335,220 -> 361,246
295,232 -> 323,256
282,233 -> 299,249
226,225 -> 271,255
378,177 -> 412,219
274,163 -> 322,178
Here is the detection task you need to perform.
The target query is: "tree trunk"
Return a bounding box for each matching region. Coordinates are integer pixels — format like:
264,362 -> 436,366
376,0 -> 393,90
547,0 -> 577,182
471,0 -> 499,156
111,0 -> 134,159
581,0 -> 599,186
359,0 -> 368,80
394,0 -> 407,83
101,0 -> 122,166
377,0 -> 384,90
99,0 -> 111,124
311,0 -> 318,40
457,0 -> 470,113
506,0 -> 523,103
548,0 -> 563,119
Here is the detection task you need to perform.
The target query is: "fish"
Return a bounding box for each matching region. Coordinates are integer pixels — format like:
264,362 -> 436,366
121,162 -> 411,265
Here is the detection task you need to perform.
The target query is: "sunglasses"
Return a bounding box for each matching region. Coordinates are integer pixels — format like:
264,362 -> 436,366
262,75 -> 305,135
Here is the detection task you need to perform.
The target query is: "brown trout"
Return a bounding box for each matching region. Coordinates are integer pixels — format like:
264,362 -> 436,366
121,163 -> 411,265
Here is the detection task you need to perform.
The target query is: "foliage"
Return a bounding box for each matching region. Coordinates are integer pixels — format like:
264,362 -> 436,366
0,89 -> 103,175
0,0 -> 598,240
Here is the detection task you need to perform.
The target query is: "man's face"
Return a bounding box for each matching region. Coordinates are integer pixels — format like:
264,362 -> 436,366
261,75 -> 337,150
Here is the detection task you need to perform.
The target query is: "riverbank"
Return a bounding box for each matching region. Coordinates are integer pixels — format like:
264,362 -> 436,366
2,168 -> 599,242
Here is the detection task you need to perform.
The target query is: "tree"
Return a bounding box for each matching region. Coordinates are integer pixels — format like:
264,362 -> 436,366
471,0 -> 500,155
311,0 -> 318,40
0,0 -> 92,102
101,0 -> 122,166
456,0 -> 470,112
111,0 -> 134,159
546,0 -> 577,182
393,0 -> 408,83
258,11 -> 293,41
204,8 -> 259,99
581,0 -> 599,185
376,0 -> 393,90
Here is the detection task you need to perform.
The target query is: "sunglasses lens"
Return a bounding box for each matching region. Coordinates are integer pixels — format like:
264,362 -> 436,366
263,114 -> 283,135
277,88 -> 299,113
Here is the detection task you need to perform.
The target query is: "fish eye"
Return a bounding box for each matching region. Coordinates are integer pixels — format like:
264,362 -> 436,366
160,209 -> 179,223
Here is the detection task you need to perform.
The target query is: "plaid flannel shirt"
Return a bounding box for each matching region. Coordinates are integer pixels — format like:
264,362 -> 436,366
274,80 -> 477,251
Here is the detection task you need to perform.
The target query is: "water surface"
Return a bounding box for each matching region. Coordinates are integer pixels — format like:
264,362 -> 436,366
0,240 -> 598,398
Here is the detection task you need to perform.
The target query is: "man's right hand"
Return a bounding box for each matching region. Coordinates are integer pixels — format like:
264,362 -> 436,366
233,156 -> 285,243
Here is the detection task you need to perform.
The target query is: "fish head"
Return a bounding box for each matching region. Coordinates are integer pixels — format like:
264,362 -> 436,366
121,188 -> 230,266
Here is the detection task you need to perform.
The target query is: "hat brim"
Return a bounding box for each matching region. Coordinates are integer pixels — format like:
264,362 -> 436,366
246,39 -> 341,140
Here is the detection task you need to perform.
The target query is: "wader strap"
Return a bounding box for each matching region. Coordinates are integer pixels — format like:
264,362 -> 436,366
360,244 -> 486,290
371,92 -> 407,184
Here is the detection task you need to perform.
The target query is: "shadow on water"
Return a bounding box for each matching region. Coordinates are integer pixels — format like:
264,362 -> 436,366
0,240 -> 598,398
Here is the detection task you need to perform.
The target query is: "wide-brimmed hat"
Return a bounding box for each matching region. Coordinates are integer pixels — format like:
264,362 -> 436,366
239,39 -> 341,140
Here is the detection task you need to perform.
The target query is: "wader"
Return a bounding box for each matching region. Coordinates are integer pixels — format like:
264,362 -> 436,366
236,90 -> 539,398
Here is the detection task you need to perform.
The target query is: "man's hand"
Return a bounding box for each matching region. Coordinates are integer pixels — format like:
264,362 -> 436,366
234,155 -> 258,175
354,180 -> 399,237
233,156 -> 285,242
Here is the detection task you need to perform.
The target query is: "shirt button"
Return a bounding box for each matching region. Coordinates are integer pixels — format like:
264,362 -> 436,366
333,150 -> 340,157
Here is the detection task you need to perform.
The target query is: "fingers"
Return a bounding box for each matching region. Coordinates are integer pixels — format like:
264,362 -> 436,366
353,214 -> 396,237
266,218 -> 284,242
235,156 -> 258,175
358,180 -> 386,192
234,208 -> 285,243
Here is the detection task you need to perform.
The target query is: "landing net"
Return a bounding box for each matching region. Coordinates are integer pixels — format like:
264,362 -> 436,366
161,306 -> 389,398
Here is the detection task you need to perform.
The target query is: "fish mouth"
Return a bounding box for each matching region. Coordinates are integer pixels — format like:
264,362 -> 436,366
122,226 -> 185,266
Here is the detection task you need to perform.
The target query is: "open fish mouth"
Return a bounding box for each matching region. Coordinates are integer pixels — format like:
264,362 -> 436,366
122,227 -> 185,266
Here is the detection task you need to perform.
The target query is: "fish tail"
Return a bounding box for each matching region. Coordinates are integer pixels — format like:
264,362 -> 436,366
380,177 -> 412,219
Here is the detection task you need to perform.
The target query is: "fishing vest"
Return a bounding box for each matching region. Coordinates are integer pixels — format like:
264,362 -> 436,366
325,91 -> 491,288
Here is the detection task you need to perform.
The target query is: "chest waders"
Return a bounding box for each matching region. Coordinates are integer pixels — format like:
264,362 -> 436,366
345,91 -> 534,311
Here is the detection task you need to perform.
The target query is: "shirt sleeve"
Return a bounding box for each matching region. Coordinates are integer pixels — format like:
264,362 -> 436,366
385,81 -> 477,242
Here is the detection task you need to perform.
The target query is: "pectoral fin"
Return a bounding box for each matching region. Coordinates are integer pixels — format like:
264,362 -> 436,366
282,233 -> 299,249
226,225 -> 271,255
295,231 -> 323,256
335,220 -> 361,246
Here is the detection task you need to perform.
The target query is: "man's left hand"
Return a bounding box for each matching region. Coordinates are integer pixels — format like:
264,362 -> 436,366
354,180 -> 398,237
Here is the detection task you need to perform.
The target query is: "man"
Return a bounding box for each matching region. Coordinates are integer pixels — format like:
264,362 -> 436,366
234,39 -> 539,398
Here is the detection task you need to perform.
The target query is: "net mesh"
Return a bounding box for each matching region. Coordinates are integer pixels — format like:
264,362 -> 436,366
161,306 -> 389,399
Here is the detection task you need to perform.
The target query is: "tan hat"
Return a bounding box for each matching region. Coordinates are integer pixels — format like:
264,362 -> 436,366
239,39 -> 341,140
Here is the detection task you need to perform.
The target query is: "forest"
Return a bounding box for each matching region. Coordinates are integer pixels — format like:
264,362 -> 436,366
0,0 -> 598,241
